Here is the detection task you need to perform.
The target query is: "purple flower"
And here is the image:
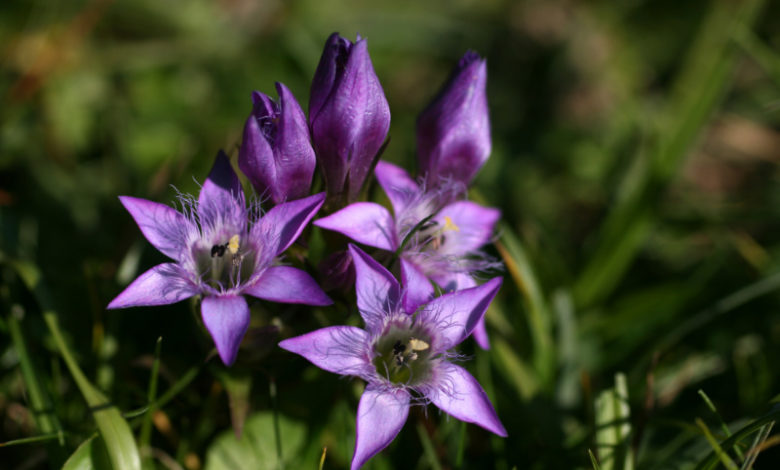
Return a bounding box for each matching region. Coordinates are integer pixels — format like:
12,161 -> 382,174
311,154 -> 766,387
314,160 -> 500,348
239,82 -> 316,204
417,51 -> 490,186
108,152 -> 331,365
279,245 -> 506,469
309,33 -> 391,205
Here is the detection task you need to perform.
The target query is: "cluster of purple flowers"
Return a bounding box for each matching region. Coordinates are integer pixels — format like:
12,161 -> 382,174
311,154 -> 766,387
109,32 -> 505,469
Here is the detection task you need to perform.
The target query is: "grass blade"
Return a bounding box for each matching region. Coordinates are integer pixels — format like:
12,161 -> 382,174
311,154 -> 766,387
595,373 -> 633,470
699,389 -> 744,461
8,258 -> 142,470
574,0 -> 767,307
496,226 -> 555,388
696,418 -> 739,470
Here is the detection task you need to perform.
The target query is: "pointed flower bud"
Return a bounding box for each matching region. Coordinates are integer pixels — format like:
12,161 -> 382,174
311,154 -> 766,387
417,51 -> 490,186
309,33 -> 391,204
239,82 -> 315,204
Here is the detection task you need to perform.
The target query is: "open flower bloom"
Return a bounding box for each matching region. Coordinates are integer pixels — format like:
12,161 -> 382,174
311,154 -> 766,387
309,33 -> 391,204
107,152 -> 332,365
314,160 -> 500,348
279,245 -> 506,470
239,82 -> 316,204
417,51 -> 490,187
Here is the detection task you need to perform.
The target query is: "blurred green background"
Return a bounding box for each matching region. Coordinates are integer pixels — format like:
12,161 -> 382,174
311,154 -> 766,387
2,0 -> 780,468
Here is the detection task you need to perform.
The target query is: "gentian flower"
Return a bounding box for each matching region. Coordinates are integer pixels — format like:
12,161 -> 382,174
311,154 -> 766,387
314,160 -> 500,348
107,152 -> 332,365
239,82 -> 315,204
417,51 -> 490,186
279,245 -> 506,470
309,32 -> 391,205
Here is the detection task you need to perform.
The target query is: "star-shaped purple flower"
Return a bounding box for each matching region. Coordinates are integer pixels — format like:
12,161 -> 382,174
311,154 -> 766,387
108,152 -> 332,365
279,245 -> 506,470
314,160 -> 500,348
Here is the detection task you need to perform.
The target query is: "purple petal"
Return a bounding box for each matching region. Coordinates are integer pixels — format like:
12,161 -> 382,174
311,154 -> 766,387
239,98 -> 276,197
118,196 -> 193,261
417,52 -> 490,186
198,151 -> 245,230
314,202 -> 398,251
420,277 -> 502,352
201,295 -> 250,366
272,83 -> 316,201
279,326 -> 369,376
244,265 -> 332,306
348,245 -> 401,332
374,160 -> 420,215
433,274 -> 490,350
309,33 -> 352,124
428,362 -> 506,436
434,201 -> 499,255
107,263 -> 197,309
472,318 -> 490,350
252,192 -> 325,259
431,270 -> 476,293
352,385 -> 409,470
400,258 -> 433,314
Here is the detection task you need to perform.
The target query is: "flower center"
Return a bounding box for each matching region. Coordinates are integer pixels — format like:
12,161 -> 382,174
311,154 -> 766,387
404,215 -> 459,253
195,233 -> 257,291
372,324 -> 433,386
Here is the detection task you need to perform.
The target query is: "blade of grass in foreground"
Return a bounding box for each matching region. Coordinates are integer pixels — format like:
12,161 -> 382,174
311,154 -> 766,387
696,418 -> 739,470
595,373 -> 633,470
695,404 -> 780,470
7,257 -> 141,470
573,0 -> 767,308
699,389 -> 745,462
6,308 -> 67,464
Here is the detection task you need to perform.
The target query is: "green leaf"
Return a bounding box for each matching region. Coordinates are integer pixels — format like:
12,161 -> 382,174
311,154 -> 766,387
6,258 -> 142,470
211,366 -> 253,438
61,435 -> 113,470
6,308 -> 66,464
594,373 -> 633,470
204,412 -> 307,470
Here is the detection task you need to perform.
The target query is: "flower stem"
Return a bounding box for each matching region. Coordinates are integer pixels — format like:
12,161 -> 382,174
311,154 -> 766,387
270,377 -> 284,470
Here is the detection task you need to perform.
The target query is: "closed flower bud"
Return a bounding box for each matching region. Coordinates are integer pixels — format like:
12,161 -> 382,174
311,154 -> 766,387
239,82 -> 315,204
309,33 -> 391,205
417,51 -> 490,186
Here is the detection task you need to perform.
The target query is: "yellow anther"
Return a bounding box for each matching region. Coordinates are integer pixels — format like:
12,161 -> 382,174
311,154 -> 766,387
443,216 -> 460,232
408,338 -> 430,351
227,234 -> 240,255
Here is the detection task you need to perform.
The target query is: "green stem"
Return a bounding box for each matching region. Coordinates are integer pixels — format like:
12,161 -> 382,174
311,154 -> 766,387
270,377 -> 284,470
139,337 -> 163,465
6,309 -> 66,459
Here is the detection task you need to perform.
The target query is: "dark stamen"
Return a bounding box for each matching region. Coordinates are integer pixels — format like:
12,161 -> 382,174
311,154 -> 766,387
211,244 -> 226,257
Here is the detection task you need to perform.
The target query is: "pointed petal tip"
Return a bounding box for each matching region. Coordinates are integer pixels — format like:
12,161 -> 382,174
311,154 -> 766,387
352,386 -> 410,470
316,203 -> 397,251
201,295 -> 250,367
429,363 -> 507,438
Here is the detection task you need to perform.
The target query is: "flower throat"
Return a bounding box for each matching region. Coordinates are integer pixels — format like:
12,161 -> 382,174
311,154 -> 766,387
203,234 -> 255,290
